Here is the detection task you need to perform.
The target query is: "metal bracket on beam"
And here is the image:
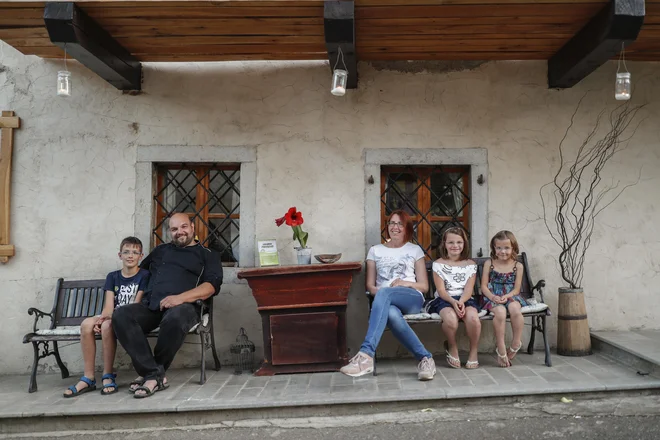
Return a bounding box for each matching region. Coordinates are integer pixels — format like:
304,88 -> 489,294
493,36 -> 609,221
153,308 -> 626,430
44,2 -> 142,91
324,1 -> 357,89
548,0 -> 644,89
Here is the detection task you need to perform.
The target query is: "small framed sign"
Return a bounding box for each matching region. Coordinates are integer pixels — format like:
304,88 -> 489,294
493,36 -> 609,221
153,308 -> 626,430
257,239 -> 280,267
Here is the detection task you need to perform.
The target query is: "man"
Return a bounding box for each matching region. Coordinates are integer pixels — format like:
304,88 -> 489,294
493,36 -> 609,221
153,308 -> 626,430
112,213 -> 223,398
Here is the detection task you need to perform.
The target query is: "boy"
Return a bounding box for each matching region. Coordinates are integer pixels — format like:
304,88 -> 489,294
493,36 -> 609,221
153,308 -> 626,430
63,237 -> 150,397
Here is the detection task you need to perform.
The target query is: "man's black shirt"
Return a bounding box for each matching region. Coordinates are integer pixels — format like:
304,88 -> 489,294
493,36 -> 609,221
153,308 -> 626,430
140,242 -> 223,311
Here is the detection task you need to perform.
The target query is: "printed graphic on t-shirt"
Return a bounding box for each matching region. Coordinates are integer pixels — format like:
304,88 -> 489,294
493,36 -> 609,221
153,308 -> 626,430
115,283 -> 139,307
376,254 -> 416,288
104,269 -> 150,310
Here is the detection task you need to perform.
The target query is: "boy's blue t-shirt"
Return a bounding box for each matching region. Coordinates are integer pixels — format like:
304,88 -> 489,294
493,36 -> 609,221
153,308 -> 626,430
103,269 -> 150,309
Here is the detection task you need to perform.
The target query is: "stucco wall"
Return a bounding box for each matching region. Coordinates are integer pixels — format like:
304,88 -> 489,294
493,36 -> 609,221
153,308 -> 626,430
1,40 -> 658,375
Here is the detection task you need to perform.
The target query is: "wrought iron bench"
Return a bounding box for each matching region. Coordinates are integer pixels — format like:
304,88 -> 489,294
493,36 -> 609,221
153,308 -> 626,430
366,252 -> 551,374
22,278 -> 221,393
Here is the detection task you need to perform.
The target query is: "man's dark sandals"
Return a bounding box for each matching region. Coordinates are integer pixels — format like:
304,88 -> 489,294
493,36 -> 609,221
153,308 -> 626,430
100,373 -> 118,395
133,378 -> 169,399
128,377 -> 145,394
63,376 -> 96,398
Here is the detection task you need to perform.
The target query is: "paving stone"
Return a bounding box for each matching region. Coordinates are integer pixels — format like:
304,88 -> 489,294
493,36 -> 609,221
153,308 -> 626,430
267,374 -> 292,382
213,385 -> 243,400
447,379 -> 473,388
536,372 -> 570,383
244,377 -> 271,388
237,387 -> 263,398
376,382 -> 402,391
469,375 -> 497,386
440,368 -> 468,380
510,366 -> 540,378
331,385 -> 359,394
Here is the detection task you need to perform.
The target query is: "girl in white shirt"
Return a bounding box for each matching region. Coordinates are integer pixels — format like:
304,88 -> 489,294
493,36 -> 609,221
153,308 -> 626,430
428,227 -> 481,369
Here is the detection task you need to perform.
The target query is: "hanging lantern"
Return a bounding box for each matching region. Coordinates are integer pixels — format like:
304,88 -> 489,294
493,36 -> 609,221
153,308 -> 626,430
615,42 -> 631,101
330,46 -> 348,97
57,70 -> 71,97
331,69 -> 348,96
615,72 -> 631,101
230,327 -> 256,375
57,43 -> 71,97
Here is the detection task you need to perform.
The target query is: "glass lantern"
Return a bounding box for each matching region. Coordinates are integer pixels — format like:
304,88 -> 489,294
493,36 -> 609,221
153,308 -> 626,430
615,72 -> 631,101
331,69 -> 348,96
57,70 -> 71,97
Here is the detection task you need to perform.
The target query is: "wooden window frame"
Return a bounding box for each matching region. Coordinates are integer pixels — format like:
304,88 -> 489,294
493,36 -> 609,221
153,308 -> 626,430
380,165 -> 471,260
154,163 -> 240,265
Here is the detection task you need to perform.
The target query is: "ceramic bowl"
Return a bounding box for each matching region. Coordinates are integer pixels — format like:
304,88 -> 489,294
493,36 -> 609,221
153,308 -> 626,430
314,253 -> 342,264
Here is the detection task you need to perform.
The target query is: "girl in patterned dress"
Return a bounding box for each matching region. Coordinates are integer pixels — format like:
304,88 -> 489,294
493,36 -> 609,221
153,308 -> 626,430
428,227 -> 481,369
480,230 -> 527,368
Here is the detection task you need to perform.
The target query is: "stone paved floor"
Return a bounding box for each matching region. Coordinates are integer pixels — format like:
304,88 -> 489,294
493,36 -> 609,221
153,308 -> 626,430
2,349 -> 660,419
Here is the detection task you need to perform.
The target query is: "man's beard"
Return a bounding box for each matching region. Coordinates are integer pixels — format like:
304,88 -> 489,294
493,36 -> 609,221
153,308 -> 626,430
173,234 -> 193,247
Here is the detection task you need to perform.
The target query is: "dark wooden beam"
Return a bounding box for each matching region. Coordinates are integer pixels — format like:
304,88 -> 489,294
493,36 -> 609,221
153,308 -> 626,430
324,1 -> 357,89
548,0 -> 644,89
44,2 -> 142,91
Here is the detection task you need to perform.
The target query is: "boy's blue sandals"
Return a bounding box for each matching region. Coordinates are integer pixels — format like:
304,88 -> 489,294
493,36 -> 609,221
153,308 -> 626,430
63,376 -> 96,398
101,373 -> 118,395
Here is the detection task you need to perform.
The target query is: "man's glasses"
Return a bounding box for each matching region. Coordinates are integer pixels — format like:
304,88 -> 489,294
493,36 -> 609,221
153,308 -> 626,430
121,251 -> 142,256
387,221 -> 404,227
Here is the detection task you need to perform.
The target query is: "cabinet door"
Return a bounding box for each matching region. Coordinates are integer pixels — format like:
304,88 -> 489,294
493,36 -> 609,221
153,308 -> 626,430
270,312 -> 338,365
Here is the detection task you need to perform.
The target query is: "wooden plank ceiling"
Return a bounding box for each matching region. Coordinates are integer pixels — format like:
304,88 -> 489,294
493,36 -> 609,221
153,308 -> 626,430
1,0 -> 659,62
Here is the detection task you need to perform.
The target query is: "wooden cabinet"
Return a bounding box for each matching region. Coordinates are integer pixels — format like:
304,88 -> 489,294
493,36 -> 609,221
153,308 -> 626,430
238,263 -> 361,375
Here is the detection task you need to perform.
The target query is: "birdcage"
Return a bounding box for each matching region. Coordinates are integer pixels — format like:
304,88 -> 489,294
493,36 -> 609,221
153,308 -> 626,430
230,327 -> 256,374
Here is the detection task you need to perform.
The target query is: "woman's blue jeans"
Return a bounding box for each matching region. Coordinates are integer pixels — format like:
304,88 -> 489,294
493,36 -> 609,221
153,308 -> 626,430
360,286 -> 432,361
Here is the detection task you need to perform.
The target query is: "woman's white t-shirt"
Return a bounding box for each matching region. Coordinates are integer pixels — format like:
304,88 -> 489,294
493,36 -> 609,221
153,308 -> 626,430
366,242 -> 425,296
432,261 -> 477,298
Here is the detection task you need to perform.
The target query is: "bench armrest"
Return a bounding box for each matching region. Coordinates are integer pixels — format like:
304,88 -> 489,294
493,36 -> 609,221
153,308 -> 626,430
365,291 -> 375,313
532,279 -> 546,303
27,307 -> 54,332
195,300 -> 209,325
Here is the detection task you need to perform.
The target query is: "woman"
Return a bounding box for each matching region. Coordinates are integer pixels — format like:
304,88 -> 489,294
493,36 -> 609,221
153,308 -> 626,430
340,210 -> 436,380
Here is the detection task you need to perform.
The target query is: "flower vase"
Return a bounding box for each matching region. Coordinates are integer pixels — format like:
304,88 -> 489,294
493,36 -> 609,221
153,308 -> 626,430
295,247 -> 312,265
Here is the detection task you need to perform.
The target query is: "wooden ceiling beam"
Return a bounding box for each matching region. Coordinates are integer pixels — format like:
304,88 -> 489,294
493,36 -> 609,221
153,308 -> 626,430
43,2 -> 142,90
324,0 -> 357,89
548,0 -> 645,89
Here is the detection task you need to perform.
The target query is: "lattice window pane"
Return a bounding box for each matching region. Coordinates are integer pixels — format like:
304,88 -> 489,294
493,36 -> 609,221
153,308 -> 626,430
209,170 -> 240,214
384,172 -> 418,216
430,172 -> 468,217
154,164 -> 240,265
163,169 -> 197,213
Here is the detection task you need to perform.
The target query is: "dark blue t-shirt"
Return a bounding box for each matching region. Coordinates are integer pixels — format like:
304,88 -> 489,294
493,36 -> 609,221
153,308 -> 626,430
103,269 -> 150,309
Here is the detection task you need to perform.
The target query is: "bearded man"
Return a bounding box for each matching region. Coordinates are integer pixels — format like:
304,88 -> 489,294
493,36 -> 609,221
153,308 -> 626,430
112,213 -> 223,398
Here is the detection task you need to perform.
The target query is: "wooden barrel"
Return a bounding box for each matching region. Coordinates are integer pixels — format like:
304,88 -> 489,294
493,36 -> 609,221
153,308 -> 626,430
557,287 -> 592,356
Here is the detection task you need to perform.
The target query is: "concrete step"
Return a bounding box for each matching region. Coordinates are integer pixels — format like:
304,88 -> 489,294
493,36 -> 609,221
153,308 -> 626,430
591,330 -> 660,377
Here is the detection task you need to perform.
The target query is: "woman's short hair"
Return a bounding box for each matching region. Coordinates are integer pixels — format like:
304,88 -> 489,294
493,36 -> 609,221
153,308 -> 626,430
489,230 -> 519,261
438,227 -> 470,260
385,210 -> 414,243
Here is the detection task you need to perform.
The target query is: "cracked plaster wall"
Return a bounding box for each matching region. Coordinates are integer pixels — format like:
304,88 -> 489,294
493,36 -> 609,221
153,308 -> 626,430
0,40 -> 659,375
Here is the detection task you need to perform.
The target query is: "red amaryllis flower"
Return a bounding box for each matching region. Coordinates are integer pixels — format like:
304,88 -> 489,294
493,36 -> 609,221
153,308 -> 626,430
284,207 -> 304,227
275,206 -> 309,249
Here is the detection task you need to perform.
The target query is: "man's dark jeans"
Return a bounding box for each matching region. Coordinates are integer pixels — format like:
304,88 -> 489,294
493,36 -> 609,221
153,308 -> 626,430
112,303 -> 199,380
